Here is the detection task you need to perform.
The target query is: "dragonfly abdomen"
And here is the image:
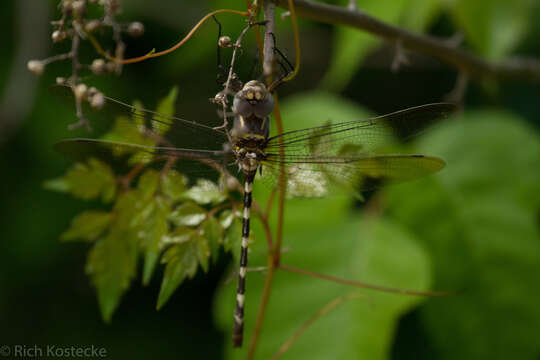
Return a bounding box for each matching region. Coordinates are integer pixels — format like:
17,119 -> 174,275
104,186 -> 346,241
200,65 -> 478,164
233,178 -> 253,347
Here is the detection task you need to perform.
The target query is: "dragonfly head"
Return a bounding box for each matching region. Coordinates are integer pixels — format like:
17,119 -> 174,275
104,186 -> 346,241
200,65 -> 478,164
233,80 -> 274,118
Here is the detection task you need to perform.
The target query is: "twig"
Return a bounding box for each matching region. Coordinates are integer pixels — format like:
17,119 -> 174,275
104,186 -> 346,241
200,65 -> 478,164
271,293 -> 364,359
275,0 -> 540,82
247,4 -> 287,357
90,9 -> 250,64
279,264 -> 459,296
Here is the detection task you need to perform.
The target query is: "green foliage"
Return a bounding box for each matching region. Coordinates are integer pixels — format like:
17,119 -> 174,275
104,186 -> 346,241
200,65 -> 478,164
45,158 -> 116,202
451,0 -> 535,59
383,110 -> 540,359
46,90 -> 236,321
214,194 -> 431,359
61,211 -> 112,242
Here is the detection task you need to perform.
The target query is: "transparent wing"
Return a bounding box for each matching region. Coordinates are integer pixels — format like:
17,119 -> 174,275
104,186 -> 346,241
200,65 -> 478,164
54,138 -> 239,182
259,103 -> 454,197
265,103 -> 457,159
50,84 -> 229,152
259,154 -> 445,197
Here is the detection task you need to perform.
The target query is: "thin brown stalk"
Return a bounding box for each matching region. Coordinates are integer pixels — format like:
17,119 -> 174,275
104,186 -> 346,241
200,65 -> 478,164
279,264 -> 459,297
271,293 -> 364,359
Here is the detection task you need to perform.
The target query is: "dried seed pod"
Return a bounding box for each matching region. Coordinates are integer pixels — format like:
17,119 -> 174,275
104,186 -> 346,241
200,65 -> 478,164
52,30 -> 67,43
127,22 -> 144,37
218,36 -> 232,48
72,0 -> 86,16
85,19 -> 101,32
74,83 -> 88,99
27,60 -> 44,75
90,92 -> 105,109
90,59 -> 107,75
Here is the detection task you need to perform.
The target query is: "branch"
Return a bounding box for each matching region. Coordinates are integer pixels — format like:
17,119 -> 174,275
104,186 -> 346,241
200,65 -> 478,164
275,0 -> 540,82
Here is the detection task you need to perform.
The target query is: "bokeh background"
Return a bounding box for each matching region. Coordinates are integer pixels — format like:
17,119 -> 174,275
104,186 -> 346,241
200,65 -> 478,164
1,0 -> 539,359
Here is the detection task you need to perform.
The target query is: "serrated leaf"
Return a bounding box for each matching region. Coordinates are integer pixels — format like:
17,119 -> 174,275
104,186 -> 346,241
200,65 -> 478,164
141,198 -> 170,286
223,217 -> 242,255
164,226 -> 195,245
61,211 -> 112,242
169,203 -> 207,227
201,216 -> 224,263
153,86 -> 179,135
161,170 -> 187,202
64,158 -> 116,202
137,169 -> 160,198
86,227 -> 138,323
219,210 -> 234,229
156,240 -> 199,310
183,179 -> 226,205
193,232 -> 211,273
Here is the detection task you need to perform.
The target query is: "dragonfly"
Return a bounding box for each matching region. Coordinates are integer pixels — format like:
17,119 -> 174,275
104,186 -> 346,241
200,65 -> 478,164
55,80 -> 456,347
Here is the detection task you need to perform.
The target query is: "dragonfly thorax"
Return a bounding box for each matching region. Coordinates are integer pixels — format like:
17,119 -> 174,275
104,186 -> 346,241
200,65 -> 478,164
233,136 -> 267,175
230,80 -> 273,177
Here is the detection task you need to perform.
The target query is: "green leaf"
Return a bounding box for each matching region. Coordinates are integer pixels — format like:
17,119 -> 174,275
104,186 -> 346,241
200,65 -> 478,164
153,86 -> 179,135
141,198 -> 170,286
219,210 -> 235,229
161,170 -> 187,202
63,158 -> 116,202
43,177 -> 70,193
193,232 -> 211,273
348,218 -> 431,358
86,227 -> 138,323
165,226 -> 195,245
61,211 -> 112,242
222,217 -> 242,255
384,110 -> 540,359
450,0 -> 534,59
169,202 -> 207,227
137,169 -> 160,198
183,179 -> 226,205
214,193 -> 431,358
201,216 -> 224,263
156,240 -> 199,310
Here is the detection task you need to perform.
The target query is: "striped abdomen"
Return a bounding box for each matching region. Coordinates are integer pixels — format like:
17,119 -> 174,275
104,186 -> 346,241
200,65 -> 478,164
232,178 -> 253,347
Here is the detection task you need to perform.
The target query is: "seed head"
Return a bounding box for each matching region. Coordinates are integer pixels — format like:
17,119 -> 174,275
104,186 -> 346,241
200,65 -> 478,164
218,36 -> 232,48
127,22 -> 144,37
27,60 -> 44,75
90,59 -> 107,75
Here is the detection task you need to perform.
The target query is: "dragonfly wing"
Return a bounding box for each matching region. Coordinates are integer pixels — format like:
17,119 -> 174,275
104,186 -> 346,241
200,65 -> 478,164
55,138 -> 239,181
50,84 -> 229,151
260,154 -> 445,197
265,103 -> 456,157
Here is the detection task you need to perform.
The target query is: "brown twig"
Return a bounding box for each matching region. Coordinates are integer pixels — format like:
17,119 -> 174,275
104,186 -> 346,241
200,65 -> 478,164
279,264 -> 459,297
275,0 -> 540,82
247,3 -> 289,357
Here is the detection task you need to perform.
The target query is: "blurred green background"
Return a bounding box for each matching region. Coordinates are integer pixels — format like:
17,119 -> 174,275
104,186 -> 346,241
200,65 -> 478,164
1,0 -> 539,359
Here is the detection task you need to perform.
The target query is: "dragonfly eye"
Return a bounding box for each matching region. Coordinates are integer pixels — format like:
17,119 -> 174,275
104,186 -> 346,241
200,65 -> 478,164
233,80 -> 274,118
